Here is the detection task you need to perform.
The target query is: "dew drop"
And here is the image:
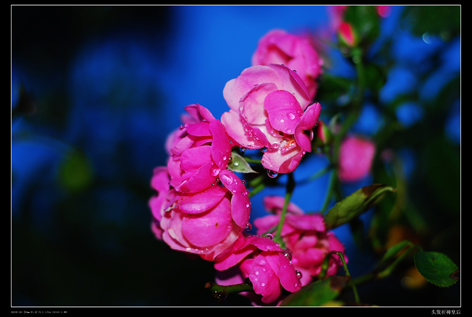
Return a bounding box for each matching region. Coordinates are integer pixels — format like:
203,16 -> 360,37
261,146 -> 268,153
222,156 -> 227,161
280,118 -> 285,123
240,147 -> 247,154
245,222 -> 252,231
179,124 -> 185,130
261,282 -> 266,287
220,173 -> 233,185
210,165 -> 220,177
288,112 -> 296,120
242,180 -> 246,185
267,170 -> 278,178
270,143 -> 280,150
265,233 -> 274,240
284,251 -> 292,261
233,162 -> 239,166
296,270 -> 303,279
246,203 -> 250,208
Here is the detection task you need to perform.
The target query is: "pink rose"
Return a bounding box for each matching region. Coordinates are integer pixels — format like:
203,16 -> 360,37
215,234 -> 302,305
338,135 -> 376,183
149,104 -> 253,260
253,196 -> 347,285
252,29 -> 323,99
221,64 -> 322,174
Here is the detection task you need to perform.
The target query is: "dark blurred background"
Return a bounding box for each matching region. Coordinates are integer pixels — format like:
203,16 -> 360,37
11,5 -> 460,307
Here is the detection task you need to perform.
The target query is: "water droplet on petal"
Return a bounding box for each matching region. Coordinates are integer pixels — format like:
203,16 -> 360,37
296,270 -> 302,279
267,170 -> 278,178
220,173 -> 233,185
265,233 -> 274,240
288,112 -> 296,120
261,146 -> 268,153
210,165 -> 220,177
270,143 -> 279,150
179,124 -> 185,130
284,251 -> 292,261
245,222 -> 252,231
242,180 -> 246,185
280,119 -> 285,123
246,203 -> 250,208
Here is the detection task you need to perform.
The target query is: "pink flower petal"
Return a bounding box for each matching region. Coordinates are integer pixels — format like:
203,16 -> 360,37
186,121 -> 211,136
267,64 -> 311,110
240,83 -> 277,125
178,186 -> 228,214
277,252 -> 302,292
262,195 -> 304,215
264,90 -> 302,135
261,144 -> 304,174
221,110 -> 264,150
249,253 -> 282,304
218,170 -> 251,228
180,146 -> 212,172
223,65 -> 282,112
209,120 -> 232,170
179,160 -> 214,193
294,102 -> 321,152
285,213 -> 326,232
181,195 -> 233,248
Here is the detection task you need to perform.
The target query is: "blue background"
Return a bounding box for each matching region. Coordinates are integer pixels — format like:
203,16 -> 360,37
11,5 -> 460,307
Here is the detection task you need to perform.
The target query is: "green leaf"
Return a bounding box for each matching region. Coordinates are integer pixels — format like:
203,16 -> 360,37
227,151 -> 258,174
380,240 -> 413,263
280,276 -> 350,306
414,251 -> 458,287
324,184 -> 395,229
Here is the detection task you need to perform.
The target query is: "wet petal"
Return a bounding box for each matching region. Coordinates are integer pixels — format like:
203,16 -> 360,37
285,213 -> 326,232
218,170 -> 251,228
264,90 -> 302,134
181,195 -> 233,248
180,146 -> 212,172
249,253 -> 282,304
178,185 -> 228,214
277,252 -> 302,292
223,65 -> 282,112
210,120 -> 232,170
186,121 -> 211,136
294,102 -> 321,152
240,82 -> 276,125
180,160 -> 214,193
221,110 -> 263,150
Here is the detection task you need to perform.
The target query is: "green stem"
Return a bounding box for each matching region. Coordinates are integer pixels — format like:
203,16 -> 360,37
205,280 -> 253,302
308,164 -> 333,181
248,183 -> 265,198
243,157 -> 262,164
320,251 -> 360,304
273,173 -> 295,249
321,169 -> 337,214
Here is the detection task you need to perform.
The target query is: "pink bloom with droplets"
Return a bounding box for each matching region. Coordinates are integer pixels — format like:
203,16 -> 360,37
252,29 -> 323,100
149,104 -> 253,260
221,64 -> 322,174
215,234 -> 302,305
253,196 -> 347,286
338,135 -> 376,183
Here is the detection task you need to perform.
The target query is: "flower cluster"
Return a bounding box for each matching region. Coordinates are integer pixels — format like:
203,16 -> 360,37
149,29 -> 348,305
